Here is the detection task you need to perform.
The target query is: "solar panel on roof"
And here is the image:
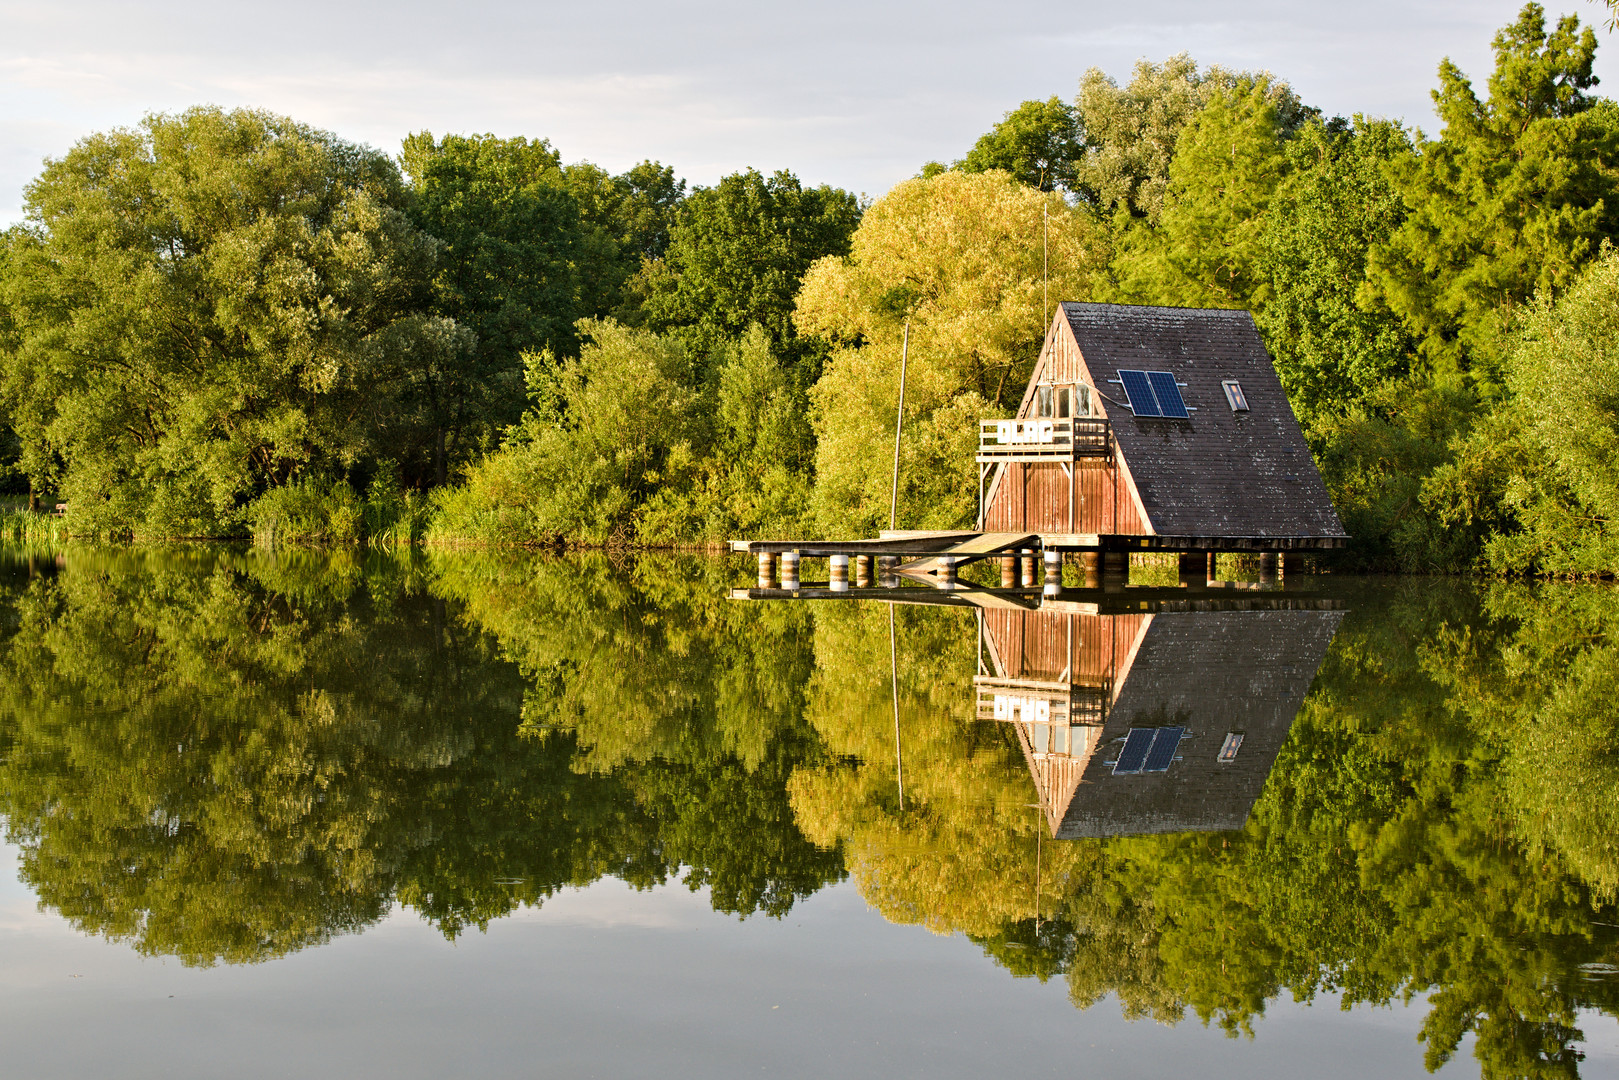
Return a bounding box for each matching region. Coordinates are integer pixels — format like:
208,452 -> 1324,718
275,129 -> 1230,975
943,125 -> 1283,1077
1117,370 -> 1161,417
1146,372 -> 1190,418
1143,726 -> 1184,772
1113,728 -> 1155,774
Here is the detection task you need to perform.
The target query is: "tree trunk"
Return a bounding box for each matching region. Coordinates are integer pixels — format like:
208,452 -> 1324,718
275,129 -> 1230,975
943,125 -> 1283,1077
435,428 -> 447,487
27,480 -> 37,513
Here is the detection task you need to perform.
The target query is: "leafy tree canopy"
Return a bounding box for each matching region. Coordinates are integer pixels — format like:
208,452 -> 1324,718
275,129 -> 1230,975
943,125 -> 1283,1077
1075,55 -> 1312,223
1366,2 -> 1619,384
1112,74 -> 1304,310
1256,117 -> 1416,428
0,107 -> 451,537
644,168 -> 861,374
955,96 -> 1083,193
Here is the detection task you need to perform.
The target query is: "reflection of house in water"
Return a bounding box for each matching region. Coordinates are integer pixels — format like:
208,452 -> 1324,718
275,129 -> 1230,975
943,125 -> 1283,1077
978,602 -> 1342,839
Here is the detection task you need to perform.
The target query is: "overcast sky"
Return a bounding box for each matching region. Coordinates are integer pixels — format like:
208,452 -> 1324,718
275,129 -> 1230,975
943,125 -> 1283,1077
0,0 -> 1612,222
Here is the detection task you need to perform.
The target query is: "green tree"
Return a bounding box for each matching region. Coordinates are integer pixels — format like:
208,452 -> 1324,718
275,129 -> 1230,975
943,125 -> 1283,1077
1431,248 -> 1619,575
0,107 -> 448,537
1112,76 -> 1305,310
1256,118 -> 1416,429
400,132 -> 593,483
1366,2 -> 1619,384
644,168 -> 861,375
956,97 -> 1083,192
560,159 -> 687,325
428,319 -> 706,545
1075,55 -> 1312,223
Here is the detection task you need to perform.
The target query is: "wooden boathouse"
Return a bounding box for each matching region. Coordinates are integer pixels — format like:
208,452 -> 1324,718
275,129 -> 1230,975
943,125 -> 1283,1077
734,302 -> 1347,587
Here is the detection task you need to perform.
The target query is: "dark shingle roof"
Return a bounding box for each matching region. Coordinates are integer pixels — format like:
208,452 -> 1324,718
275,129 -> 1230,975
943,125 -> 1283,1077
1062,302 -> 1346,538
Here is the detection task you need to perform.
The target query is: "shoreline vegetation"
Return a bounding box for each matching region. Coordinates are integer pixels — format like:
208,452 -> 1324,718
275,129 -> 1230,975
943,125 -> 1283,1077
6,4 -> 1619,576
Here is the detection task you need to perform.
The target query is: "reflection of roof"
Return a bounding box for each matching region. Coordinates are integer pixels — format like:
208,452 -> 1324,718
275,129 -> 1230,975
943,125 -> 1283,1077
1053,609 -> 1342,839
1062,303 -> 1347,538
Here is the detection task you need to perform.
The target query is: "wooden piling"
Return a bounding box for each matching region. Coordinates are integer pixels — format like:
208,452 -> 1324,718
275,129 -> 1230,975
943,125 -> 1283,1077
856,554 -> 873,588
829,553 -> 850,592
1042,550 -> 1063,595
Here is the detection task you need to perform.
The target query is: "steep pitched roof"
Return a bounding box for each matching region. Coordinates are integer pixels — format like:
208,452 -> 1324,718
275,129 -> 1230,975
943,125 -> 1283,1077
1062,302 -> 1346,538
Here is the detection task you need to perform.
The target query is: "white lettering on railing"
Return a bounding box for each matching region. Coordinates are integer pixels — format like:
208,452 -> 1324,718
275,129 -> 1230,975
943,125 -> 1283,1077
992,694 -> 1052,723
995,420 -> 1057,445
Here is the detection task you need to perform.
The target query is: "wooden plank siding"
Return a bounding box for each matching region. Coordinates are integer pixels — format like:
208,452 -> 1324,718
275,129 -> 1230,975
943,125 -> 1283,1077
987,310 -> 1153,536
983,609 -> 1152,691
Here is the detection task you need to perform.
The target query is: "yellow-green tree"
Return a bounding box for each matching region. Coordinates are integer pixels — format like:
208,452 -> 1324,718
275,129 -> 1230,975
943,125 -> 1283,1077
795,170 -> 1109,536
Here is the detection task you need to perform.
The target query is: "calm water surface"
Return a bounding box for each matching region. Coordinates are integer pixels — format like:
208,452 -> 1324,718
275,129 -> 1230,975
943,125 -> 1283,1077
2,547 -> 1618,1079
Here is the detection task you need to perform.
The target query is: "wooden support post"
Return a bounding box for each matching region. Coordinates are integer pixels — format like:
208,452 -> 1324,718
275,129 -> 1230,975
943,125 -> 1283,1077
1177,552 -> 1205,588
1207,552 -> 1218,581
780,551 -> 800,589
757,552 -> 775,588
1020,548 -> 1037,588
829,553 -> 850,592
1080,551 -> 1101,589
856,554 -> 873,588
1102,550 -> 1129,587
878,555 -> 900,588
1000,555 -> 1016,588
1281,552 -> 1304,579
1259,552 -> 1278,585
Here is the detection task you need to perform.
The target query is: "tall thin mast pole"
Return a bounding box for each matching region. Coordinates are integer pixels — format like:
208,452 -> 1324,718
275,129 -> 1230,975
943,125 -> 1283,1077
889,319 -> 910,532
1042,201 -> 1049,324
890,603 -> 905,812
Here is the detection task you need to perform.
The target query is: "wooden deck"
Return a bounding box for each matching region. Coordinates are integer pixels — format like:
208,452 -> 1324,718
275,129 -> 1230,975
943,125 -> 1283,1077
729,531 -> 1349,557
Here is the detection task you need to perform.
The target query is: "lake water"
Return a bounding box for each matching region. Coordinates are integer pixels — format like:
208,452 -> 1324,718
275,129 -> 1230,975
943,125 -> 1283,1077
2,546 -> 1618,1079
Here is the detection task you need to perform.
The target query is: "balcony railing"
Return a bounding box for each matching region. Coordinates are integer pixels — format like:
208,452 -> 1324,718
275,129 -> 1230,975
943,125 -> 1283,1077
975,417 -> 1111,462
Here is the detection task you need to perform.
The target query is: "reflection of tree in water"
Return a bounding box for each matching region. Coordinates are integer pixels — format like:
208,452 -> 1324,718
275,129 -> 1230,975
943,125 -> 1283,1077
793,581 -> 1619,1079
430,552 -> 845,917
0,548 -> 656,963
8,550 -> 1619,1076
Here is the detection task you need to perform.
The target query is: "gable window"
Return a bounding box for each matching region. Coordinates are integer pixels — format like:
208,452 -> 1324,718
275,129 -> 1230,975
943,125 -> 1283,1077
1222,380 -> 1249,412
1036,384 -> 1080,419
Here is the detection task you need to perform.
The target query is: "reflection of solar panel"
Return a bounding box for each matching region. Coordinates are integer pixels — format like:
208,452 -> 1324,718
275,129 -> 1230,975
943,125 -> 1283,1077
1147,372 -> 1190,418
1117,370 -> 1161,416
1113,728 -> 1155,773
1113,726 -> 1185,774
1143,726 -> 1184,771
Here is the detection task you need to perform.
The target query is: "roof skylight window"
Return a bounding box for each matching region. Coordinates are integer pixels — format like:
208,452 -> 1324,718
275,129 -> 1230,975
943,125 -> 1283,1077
1222,380 -> 1249,412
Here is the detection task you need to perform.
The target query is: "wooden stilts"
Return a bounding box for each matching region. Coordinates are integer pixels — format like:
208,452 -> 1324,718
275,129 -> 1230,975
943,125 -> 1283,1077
1043,550 -> 1063,596
829,553 -> 850,592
